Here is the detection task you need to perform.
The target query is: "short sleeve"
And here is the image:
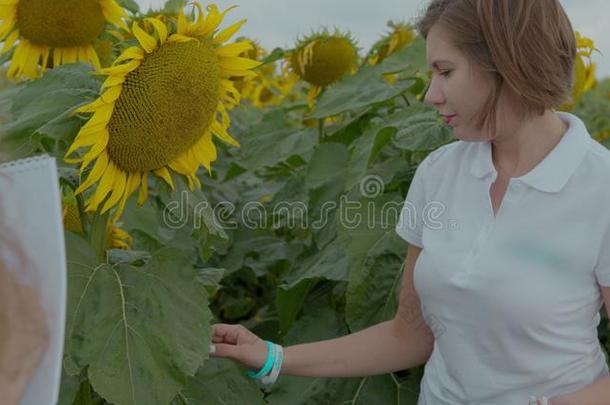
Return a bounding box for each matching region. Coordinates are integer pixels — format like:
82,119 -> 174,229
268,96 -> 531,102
396,161 -> 427,248
594,221 -> 610,286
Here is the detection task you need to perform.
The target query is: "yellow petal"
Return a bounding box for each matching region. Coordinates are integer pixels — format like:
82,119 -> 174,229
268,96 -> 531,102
65,127 -> 108,156
168,34 -> 196,44
210,121 -> 240,147
220,56 -> 261,71
137,171 -> 149,205
1,29 -> 18,54
100,59 -> 140,75
113,173 -> 141,223
177,8 -> 189,35
87,162 -> 118,211
213,19 -> 247,44
114,46 -> 145,64
102,75 -> 126,89
132,21 -> 157,53
85,45 -> 101,70
153,167 -> 174,189
99,0 -> 128,30
63,47 -> 78,64
74,152 -> 110,194
145,17 -> 168,44
101,169 -> 127,214
79,129 -> 110,171
216,41 -> 252,58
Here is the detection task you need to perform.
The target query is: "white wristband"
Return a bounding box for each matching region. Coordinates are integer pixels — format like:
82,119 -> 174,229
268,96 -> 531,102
260,343 -> 283,387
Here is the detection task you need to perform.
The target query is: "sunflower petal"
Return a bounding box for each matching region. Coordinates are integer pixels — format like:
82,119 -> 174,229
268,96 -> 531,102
216,41 -> 252,58
213,19 -> 247,44
210,121 -> 240,147
100,59 -> 140,75
1,29 -> 18,54
132,21 -> 157,53
114,46 -> 145,64
75,152 -> 110,194
113,173 -> 141,223
168,34 -> 196,44
102,75 -> 126,89
153,167 -> 174,189
101,169 -> 127,214
86,45 -> 101,70
137,171 -> 149,205
145,17 -> 168,44
86,162 -> 117,211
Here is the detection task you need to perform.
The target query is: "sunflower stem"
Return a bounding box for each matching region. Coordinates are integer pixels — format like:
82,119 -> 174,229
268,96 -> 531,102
318,118 -> 325,142
89,210 -> 109,263
75,193 -> 90,238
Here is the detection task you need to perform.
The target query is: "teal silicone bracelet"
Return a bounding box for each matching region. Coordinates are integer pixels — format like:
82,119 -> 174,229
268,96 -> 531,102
246,340 -> 275,379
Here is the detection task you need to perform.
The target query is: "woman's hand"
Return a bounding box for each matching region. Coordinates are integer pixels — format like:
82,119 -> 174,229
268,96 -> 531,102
208,323 -> 270,371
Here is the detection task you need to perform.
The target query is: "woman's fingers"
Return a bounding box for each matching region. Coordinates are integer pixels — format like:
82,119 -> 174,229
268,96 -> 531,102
211,323 -> 244,345
209,342 -> 242,360
208,323 -> 269,370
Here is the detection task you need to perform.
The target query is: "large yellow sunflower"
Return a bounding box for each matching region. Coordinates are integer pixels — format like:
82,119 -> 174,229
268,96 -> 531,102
65,3 -> 259,222
0,0 -> 127,80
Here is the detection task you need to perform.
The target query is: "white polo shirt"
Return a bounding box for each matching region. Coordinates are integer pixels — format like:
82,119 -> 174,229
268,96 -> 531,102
396,111 -> 610,404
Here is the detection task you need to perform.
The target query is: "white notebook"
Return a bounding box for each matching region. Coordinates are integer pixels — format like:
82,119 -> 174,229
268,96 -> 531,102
0,155 -> 67,405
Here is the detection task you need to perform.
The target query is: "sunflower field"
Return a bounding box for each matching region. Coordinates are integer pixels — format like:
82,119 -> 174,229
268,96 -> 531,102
1,1 -> 609,404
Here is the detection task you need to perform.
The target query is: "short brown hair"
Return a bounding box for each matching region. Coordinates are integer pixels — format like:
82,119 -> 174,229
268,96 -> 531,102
415,0 -> 577,132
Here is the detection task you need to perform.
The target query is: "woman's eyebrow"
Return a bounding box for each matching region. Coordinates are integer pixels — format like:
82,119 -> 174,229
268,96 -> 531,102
429,60 -> 454,68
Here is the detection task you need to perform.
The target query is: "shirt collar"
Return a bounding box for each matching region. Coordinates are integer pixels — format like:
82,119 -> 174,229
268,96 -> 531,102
470,111 -> 592,193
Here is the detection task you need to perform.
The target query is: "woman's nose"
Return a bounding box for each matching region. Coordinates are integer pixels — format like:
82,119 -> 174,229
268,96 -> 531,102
423,77 -> 445,107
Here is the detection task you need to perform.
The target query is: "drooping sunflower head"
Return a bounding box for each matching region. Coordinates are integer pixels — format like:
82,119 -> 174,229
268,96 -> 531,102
64,2 -> 259,222
234,36 -> 266,61
0,0 -> 128,80
369,20 -> 416,65
559,31 -> 599,111
289,28 -> 358,88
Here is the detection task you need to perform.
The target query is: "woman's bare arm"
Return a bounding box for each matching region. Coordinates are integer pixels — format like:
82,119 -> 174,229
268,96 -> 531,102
210,244 -> 435,378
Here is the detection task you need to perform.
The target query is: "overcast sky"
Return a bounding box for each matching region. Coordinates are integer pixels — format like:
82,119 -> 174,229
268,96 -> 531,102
136,0 -> 610,79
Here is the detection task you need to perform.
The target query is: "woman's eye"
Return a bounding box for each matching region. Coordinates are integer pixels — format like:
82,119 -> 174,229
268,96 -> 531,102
440,70 -> 451,77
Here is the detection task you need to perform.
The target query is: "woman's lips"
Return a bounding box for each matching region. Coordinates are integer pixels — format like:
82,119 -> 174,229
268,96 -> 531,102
444,114 -> 457,125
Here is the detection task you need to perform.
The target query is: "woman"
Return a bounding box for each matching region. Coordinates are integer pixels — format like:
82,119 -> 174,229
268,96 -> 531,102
209,1 -> 610,403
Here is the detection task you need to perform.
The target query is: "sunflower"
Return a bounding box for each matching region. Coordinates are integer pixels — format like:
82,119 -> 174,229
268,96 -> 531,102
0,0 -> 127,80
559,31 -> 599,111
288,29 -> 358,107
62,187 -> 132,249
369,21 -> 416,65
241,59 -> 298,108
64,3 -> 259,222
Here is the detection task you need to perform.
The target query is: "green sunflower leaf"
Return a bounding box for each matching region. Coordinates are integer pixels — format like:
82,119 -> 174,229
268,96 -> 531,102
0,63 -> 100,158
308,65 -> 415,119
170,359 -> 266,405
63,233 -> 213,405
